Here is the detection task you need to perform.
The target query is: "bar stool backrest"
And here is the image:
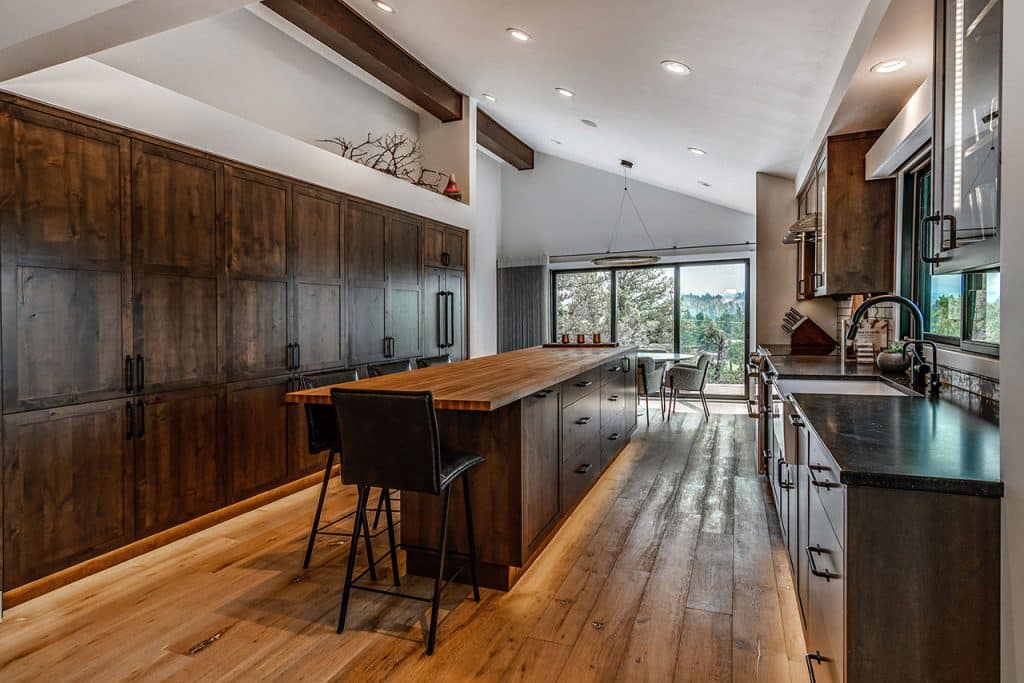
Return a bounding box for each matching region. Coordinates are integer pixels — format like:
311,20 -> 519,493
367,359 -> 413,376
416,354 -> 452,369
331,388 -> 442,495
300,368 -> 359,454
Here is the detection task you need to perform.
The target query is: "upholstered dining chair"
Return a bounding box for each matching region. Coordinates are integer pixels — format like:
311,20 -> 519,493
663,353 -> 713,419
637,356 -> 668,426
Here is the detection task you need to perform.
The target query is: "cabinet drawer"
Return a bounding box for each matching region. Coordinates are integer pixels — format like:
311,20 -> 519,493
808,435 -> 845,547
600,385 -> 626,426
600,412 -> 626,468
562,367 -> 601,407
600,358 -> 626,386
806,487 -> 845,683
561,442 -> 599,510
563,390 -> 600,458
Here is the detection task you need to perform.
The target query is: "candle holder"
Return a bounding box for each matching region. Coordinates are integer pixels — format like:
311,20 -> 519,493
592,333 -> 602,344
576,334 -> 586,344
561,333 -> 570,344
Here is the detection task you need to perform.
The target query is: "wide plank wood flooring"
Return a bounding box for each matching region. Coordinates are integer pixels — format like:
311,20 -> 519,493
0,403 -> 806,681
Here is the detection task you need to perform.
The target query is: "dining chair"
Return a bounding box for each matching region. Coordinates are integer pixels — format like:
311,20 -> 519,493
367,359 -> 414,376
416,354 -> 452,368
663,353 -> 713,419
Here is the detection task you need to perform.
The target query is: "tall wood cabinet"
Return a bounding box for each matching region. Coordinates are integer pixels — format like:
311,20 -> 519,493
0,95 -> 470,593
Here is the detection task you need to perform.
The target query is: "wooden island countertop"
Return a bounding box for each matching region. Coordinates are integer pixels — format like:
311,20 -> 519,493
284,345 -> 638,411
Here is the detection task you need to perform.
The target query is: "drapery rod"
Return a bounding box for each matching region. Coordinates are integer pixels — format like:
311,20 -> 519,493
549,240 -> 756,261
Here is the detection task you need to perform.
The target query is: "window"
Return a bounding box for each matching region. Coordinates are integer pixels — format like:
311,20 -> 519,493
900,159 -> 999,356
552,260 -> 750,391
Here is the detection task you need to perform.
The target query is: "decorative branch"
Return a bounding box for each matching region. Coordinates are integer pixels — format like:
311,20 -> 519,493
318,131 -> 448,194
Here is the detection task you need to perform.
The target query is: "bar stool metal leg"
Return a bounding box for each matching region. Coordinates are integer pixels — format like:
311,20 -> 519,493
383,488 -> 400,587
303,450 -> 336,569
462,474 -> 480,602
361,489 -> 377,582
425,488 -> 452,656
338,485 -> 369,633
371,489 -> 386,530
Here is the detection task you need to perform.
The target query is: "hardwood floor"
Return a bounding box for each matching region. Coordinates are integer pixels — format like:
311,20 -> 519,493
0,402 -> 806,681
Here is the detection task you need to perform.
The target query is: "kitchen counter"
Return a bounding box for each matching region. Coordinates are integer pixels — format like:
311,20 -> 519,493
767,354 -> 1001,497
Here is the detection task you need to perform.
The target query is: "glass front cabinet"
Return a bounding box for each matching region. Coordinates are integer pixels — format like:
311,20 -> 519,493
929,0 -> 1002,274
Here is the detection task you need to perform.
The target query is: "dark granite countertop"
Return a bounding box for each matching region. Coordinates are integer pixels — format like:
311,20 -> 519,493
765,354 -> 1002,498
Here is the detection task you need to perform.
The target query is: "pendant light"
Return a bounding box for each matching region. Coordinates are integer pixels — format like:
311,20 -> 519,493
593,160 -> 661,266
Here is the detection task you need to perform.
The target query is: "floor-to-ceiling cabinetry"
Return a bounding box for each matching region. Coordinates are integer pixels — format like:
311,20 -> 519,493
0,95 -> 469,593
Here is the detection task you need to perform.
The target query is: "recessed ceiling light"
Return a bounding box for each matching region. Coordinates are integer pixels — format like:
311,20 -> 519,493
372,0 -> 395,13
870,58 -> 909,73
661,60 -> 692,75
551,138 -> 563,145
688,146 -> 707,157
581,119 -> 598,128
698,180 -> 712,188
482,93 -> 497,103
506,27 -> 531,42
555,87 -> 575,98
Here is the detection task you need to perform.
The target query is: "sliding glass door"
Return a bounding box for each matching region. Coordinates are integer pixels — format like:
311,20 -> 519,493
552,260 -> 750,394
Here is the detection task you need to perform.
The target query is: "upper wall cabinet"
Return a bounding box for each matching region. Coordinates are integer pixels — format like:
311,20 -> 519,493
424,220 -> 467,270
796,131 -> 896,298
0,105 -> 133,412
929,0 -> 1002,274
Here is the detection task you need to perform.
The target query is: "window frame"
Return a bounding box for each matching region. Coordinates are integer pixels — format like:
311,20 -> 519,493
898,149 -> 1000,358
550,258 -> 751,390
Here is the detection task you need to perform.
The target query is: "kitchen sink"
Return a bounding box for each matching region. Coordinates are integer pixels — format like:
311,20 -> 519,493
776,378 -> 910,397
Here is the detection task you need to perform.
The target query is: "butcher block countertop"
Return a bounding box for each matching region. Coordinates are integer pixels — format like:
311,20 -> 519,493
284,345 -> 638,412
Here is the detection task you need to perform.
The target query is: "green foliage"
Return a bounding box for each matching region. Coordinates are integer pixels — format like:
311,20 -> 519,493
929,294 -> 962,337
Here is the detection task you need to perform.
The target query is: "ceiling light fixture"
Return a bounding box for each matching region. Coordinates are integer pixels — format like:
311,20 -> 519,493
372,0 -> 395,12
593,160 -> 661,267
698,180 -> 712,188
506,27 -> 531,42
482,93 -> 497,103
870,58 -> 909,73
581,119 -> 598,128
688,146 -> 707,156
551,138 -> 563,145
555,87 -> 575,98
661,60 -> 692,75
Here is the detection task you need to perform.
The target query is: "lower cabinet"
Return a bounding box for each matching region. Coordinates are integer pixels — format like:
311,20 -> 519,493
422,266 -> 467,362
2,400 -> 135,588
520,386 -> 560,554
225,377 -> 290,502
134,386 -> 224,537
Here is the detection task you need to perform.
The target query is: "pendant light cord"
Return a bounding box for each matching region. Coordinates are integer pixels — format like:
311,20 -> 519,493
606,166 -> 658,253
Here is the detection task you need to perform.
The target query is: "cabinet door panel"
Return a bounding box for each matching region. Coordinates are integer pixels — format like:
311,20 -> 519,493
228,279 -> 289,379
296,282 -> 344,371
349,284 -> 387,364
226,169 -> 287,278
5,266 -> 127,410
3,400 -> 134,587
446,269 -> 467,361
422,267 -> 445,357
387,213 -> 421,287
292,188 -> 343,281
444,227 -> 467,270
388,286 -> 422,359
347,203 -> 386,283
522,389 -> 560,552
423,222 -> 446,268
135,387 -> 223,536
132,143 -> 223,391
4,110 -> 126,267
226,378 -> 289,501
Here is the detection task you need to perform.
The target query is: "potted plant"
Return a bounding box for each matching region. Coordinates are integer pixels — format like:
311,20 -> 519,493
876,342 -> 911,373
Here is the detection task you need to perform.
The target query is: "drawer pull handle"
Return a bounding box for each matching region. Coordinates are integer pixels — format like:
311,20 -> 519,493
805,545 -> 840,581
608,432 -> 621,441
780,480 -> 795,490
809,464 -> 841,489
805,652 -> 827,682
609,366 -> 622,373
575,380 -> 593,388
608,395 -> 620,402
575,463 -> 593,474
788,414 -> 804,427
575,416 -> 592,425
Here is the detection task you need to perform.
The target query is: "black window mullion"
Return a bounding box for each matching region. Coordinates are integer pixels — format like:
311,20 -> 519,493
673,265 -> 681,354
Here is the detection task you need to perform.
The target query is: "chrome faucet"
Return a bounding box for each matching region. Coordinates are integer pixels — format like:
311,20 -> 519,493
846,294 -> 941,394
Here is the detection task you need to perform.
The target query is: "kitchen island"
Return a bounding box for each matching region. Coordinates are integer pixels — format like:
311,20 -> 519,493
286,345 -> 639,589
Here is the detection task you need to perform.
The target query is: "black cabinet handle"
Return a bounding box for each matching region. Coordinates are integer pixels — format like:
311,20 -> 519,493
136,354 -> 145,391
607,395 -> 620,402
622,357 -> 630,373
436,292 -> 445,348
805,545 -> 840,581
609,365 -> 622,374
382,338 -> 389,358
125,401 -> 134,440
608,432 -> 621,441
125,355 -> 134,393
921,214 -> 954,264
575,416 -> 592,425
575,463 -> 593,474
136,399 -> 146,438
446,291 -> 455,349
389,337 -> 396,357
788,414 -> 804,427
809,464 -> 840,489
294,343 -> 300,370
780,478 -> 795,490
441,251 -> 450,267
575,380 -> 593,388
286,343 -> 293,370
805,652 -> 826,682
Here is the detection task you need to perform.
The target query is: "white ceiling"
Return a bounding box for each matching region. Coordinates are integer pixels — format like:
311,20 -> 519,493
342,0 -> 873,213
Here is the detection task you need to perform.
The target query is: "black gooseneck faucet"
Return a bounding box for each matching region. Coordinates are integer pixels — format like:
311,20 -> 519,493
846,294 -> 941,394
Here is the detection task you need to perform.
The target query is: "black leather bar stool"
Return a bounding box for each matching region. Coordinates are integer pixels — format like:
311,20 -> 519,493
299,368 -> 396,572
331,388 -> 484,655
367,359 -> 413,376
416,354 -> 452,369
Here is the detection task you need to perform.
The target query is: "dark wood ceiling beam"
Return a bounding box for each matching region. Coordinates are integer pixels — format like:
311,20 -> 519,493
263,0 -> 464,122
477,109 -> 534,171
